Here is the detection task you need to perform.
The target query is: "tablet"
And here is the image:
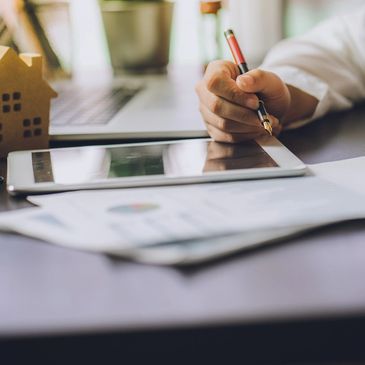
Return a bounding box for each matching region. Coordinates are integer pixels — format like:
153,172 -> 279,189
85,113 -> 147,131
7,137 -> 307,195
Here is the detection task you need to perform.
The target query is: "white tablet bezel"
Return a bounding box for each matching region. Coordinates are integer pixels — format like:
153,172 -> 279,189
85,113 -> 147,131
7,137 -> 307,195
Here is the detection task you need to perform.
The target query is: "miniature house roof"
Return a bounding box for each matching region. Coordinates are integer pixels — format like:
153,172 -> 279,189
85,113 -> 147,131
0,45 -> 57,98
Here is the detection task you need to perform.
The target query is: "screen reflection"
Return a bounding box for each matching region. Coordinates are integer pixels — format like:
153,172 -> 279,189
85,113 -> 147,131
32,140 -> 278,184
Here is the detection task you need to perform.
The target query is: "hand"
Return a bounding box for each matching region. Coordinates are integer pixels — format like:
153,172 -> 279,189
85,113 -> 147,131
195,60 -> 291,143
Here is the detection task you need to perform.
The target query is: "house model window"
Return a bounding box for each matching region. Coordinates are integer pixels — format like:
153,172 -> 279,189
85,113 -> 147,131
0,46 -> 57,157
2,92 -> 22,113
23,117 -> 43,138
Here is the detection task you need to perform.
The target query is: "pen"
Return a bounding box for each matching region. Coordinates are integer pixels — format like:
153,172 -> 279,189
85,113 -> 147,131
224,29 -> 273,136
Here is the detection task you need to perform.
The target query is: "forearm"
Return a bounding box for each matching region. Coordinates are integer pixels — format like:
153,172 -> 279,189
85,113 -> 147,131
262,8 -> 365,128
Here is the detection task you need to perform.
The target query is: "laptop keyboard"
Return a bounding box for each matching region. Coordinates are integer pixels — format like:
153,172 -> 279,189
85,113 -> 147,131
51,85 -> 142,126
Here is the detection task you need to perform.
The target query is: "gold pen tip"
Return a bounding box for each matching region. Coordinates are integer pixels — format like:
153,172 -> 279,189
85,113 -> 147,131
263,121 -> 273,136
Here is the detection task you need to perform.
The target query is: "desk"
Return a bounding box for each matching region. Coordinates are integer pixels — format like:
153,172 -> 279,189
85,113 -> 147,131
1,105 -> 365,364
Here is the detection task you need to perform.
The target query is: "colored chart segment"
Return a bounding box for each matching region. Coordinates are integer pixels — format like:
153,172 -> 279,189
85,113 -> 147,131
108,203 -> 160,215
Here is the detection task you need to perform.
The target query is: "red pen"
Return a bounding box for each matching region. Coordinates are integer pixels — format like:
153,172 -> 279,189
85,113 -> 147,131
224,29 -> 273,136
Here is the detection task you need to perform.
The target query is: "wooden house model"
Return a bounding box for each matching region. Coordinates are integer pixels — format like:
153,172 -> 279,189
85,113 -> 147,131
0,46 -> 57,158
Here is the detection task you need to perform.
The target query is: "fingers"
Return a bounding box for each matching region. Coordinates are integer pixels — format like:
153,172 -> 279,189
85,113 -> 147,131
203,61 -> 259,108
203,107 -> 282,144
197,85 -> 261,126
199,104 -> 262,133
196,61 -> 285,143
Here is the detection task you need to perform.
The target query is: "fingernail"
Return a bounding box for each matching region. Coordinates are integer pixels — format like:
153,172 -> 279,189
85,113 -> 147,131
238,74 -> 255,87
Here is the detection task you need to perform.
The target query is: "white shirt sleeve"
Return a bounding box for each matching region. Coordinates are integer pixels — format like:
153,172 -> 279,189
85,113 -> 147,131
261,7 -> 365,128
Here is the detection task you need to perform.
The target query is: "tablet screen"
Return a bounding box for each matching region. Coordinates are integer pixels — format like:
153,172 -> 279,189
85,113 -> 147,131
32,140 -> 278,184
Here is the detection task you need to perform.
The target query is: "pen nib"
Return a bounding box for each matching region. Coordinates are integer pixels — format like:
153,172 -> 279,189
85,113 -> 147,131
263,120 -> 273,136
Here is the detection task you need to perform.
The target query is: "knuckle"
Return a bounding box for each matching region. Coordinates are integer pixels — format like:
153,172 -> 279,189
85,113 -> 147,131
218,118 -> 230,131
210,97 -> 222,114
206,74 -> 221,93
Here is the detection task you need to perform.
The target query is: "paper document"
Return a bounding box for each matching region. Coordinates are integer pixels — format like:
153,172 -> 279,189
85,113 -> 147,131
1,157 -> 365,264
309,156 -> 365,196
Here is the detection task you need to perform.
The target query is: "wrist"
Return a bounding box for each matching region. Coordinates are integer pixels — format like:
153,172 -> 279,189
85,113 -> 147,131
282,84 -> 319,126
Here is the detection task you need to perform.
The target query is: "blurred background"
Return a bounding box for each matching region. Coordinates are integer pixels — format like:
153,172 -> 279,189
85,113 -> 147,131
0,0 -> 363,80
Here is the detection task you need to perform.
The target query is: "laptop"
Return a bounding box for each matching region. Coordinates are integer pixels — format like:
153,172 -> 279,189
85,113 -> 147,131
49,70 -> 208,141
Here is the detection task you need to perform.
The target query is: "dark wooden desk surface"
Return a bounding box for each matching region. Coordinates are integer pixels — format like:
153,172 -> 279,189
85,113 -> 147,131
1,105 -> 365,364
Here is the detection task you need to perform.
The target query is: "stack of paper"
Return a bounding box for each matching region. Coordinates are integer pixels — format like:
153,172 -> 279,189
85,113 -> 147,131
1,157 -> 365,265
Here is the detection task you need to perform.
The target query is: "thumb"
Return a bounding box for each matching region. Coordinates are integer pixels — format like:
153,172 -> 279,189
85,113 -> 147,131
236,69 -> 290,118
236,69 -> 286,100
